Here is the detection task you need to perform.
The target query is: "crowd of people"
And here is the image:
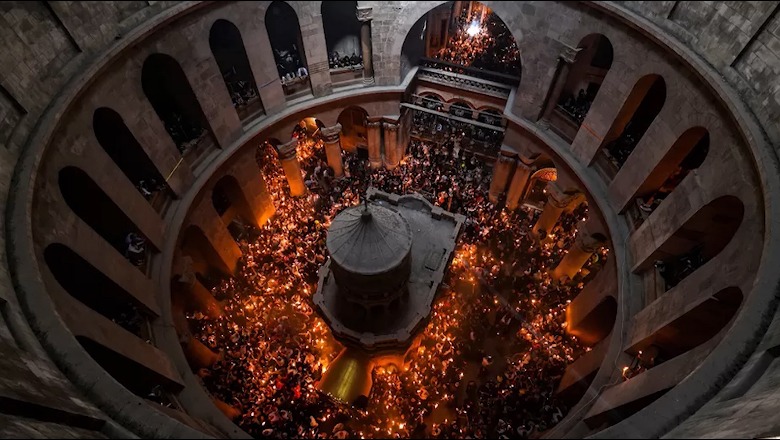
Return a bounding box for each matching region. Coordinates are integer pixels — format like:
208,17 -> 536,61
329,51 -> 363,70
558,89 -> 594,126
410,105 -> 504,158
275,46 -> 310,85
604,127 -> 639,169
184,122 -> 610,439
433,4 -> 521,77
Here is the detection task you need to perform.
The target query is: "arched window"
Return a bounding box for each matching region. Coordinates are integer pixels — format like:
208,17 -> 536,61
546,34 -> 614,142
209,19 -> 264,121
44,243 -> 149,337
211,175 -> 256,241
599,75 -> 666,177
266,1 -> 312,99
477,108 -> 503,127
92,107 -> 173,213
642,195 -> 743,292
628,128 -> 710,227
449,101 -> 474,119
58,167 -> 152,270
322,1 -> 362,70
142,53 -> 214,154
337,107 -> 368,151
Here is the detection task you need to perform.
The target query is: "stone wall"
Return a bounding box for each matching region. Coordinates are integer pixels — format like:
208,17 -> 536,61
0,1 -> 779,438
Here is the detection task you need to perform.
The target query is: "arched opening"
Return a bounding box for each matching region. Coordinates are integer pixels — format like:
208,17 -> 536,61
476,108 -> 503,127
322,1 -> 364,86
337,106 -> 368,152
524,166 -> 558,209
180,225 -> 232,278
77,336 -> 182,400
641,196 -> 744,292
448,101 -> 474,119
598,75 -> 666,178
58,167 -> 153,269
209,19 -> 264,122
627,128 -> 710,228
625,287 -> 742,375
546,34 -> 614,142
92,107 -> 174,214
266,1 -> 312,100
44,243 -> 150,337
401,1 -> 521,83
142,53 -> 214,155
212,175 -> 254,241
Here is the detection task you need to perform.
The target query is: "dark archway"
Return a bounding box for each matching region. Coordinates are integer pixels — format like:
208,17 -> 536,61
44,243 -> 149,337
337,107 -> 368,151
58,166 -> 153,268
599,74 -> 666,176
546,34 -> 614,141
266,1 -> 312,98
642,195 -> 744,292
628,128 -> 710,226
322,1 -> 362,65
142,53 -> 214,154
209,19 -> 264,121
92,107 -> 172,211
449,101 -> 474,119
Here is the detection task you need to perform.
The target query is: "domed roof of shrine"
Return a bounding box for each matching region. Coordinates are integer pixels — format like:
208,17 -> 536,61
326,202 -> 413,275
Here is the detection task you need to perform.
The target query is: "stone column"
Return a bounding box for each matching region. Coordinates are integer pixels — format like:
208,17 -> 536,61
505,162 -> 533,210
321,123 -> 344,178
189,278 -> 224,319
488,154 -> 517,204
367,118 -> 383,169
532,181 -> 582,239
539,45 -> 580,122
278,139 -> 307,197
357,7 -> 374,85
551,220 -> 607,282
229,158 -> 275,228
383,120 -> 401,169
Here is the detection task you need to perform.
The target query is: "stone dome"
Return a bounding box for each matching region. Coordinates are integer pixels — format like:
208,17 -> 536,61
326,202 -> 413,302
327,202 -> 412,276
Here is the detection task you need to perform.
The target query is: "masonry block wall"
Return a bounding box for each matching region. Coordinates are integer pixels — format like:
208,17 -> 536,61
0,1 -> 779,439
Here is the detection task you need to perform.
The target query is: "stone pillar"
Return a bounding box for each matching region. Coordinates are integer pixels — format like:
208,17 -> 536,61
278,139 -> 307,197
357,7 -> 374,85
321,123 -> 344,178
532,182 -> 582,239
229,158 -> 275,228
539,45 -> 579,122
488,154 -> 517,204
367,118 -> 383,169
383,120 -> 401,169
505,162 -> 533,210
551,220 -> 607,282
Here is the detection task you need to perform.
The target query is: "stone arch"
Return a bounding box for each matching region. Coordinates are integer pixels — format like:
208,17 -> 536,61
525,166 -> 558,207
629,127 -> 710,221
599,74 -> 666,174
321,1 -> 361,59
266,1 -> 312,98
92,107 -> 173,209
448,99 -> 475,119
337,106 -> 368,151
211,174 -> 259,238
209,18 -> 264,121
546,33 -> 614,138
58,166 -> 153,265
639,195 -> 744,292
44,243 -> 150,337
141,53 -> 214,154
